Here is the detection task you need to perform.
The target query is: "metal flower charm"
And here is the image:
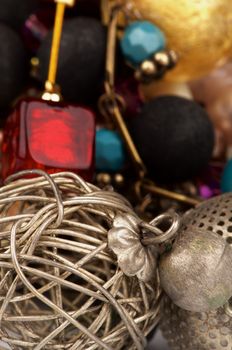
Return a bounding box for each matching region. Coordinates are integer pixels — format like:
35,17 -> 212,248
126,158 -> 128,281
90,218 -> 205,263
108,213 -> 158,282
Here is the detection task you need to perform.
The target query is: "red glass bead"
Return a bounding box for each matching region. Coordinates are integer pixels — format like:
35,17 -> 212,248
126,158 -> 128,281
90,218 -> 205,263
2,98 -> 95,180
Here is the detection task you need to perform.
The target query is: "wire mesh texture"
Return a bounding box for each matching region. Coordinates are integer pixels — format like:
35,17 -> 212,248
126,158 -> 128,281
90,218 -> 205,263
0,170 -> 161,350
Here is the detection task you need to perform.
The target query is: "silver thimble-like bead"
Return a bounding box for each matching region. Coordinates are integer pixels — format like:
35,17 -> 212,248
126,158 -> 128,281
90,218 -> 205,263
159,193 -> 232,349
161,296 -> 232,350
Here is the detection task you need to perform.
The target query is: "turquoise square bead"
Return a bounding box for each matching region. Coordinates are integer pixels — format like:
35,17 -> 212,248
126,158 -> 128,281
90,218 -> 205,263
121,20 -> 166,66
221,159 -> 232,193
96,128 -> 126,172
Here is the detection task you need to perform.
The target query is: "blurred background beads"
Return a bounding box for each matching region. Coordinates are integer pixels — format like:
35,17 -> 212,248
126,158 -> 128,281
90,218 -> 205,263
115,77 -> 142,117
121,0 -> 232,81
22,6 -> 52,53
190,62 -> 232,154
206,89 -> 232,155
196,164 -> 223,200
0,0 -> 38,31
189,62 -> 232,106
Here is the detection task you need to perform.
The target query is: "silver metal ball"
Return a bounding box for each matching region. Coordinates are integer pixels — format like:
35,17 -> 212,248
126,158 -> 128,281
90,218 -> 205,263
159,193 -> 232,312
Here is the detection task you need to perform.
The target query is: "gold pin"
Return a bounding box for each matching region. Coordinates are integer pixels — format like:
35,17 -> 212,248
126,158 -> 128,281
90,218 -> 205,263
42,0 -> 75,101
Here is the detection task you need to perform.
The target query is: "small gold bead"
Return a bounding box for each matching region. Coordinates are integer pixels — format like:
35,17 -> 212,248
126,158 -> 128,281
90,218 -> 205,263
134,70 -> 142,81
168,50 -> 179,65
96,173 -> 112,185
154,51 -> 170,66
141,60 -> 157,75
31,57 -> 39,68
114,173 -> 124,185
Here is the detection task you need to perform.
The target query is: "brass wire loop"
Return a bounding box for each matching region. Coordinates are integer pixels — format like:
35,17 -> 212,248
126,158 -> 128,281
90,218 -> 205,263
100,6 -> 147,179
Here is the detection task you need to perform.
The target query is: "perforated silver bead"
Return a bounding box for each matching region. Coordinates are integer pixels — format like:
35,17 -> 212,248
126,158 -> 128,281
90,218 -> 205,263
161,295 -> 232,350
181,192 -> 232,242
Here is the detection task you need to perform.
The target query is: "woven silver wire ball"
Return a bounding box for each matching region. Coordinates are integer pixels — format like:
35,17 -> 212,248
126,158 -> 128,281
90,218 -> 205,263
160,193 -> 232,349
0,170 -> 160,350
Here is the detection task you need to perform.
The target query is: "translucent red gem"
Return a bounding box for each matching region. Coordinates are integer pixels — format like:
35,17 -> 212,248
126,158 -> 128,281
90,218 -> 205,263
2,99 -> 95,180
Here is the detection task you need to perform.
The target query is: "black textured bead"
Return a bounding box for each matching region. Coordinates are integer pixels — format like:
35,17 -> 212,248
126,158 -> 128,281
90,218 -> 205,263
0,0 -> 38,31
128,96 -> 215,183
0,24 -> 27,108
38,17 -> 106,104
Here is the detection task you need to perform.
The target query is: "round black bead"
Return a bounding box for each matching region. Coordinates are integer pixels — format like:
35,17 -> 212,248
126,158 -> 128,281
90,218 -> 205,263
0,24 -> 27,108
0,0 -> 38,31
38,17 -> 106,104
128,96 -> 215,183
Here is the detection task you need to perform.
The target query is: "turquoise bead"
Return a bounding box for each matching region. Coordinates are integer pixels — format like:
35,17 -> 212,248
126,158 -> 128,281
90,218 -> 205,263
96,128 -> 126,172
120,21 -> 166,66
221,159 -> 232,193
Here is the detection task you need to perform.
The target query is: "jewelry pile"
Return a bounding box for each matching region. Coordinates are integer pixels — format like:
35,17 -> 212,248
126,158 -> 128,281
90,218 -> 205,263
0,1 -> 232,349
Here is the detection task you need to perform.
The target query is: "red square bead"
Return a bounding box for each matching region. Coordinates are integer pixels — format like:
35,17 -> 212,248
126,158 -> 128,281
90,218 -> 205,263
2,98 -> 95,180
